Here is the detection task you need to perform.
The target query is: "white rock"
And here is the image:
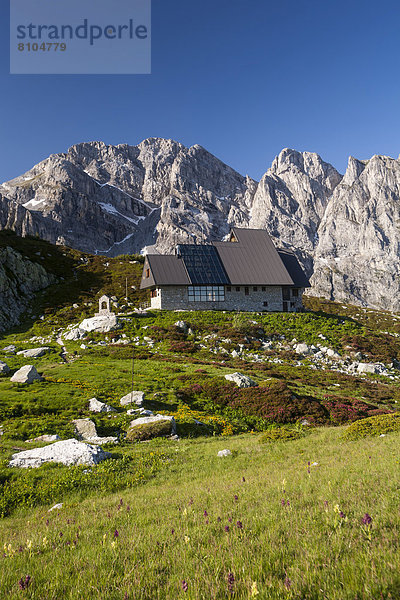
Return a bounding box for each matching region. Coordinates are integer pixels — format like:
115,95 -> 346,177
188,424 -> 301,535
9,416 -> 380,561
224,372 -> 256,388
79,315 -> 118,333
88,397 -> 116,413
9,439 -> 111,468
129,414 -> 176,434
16,347 -> 51,358
217,449 -> 232,457
295,343 -> 313,355
72,418 -> 118,444
120,391 -> 145,407
127,408 -> 153,416
357,363 -> 379,374
0,360 -> 10,375
48,503 -> 63,512
26,434 -> 60,443
10,365 -> 42,384
64,328 -> 86,341
3,345 -> 17,353
326,348 -> 341,359
174,320 -> 188,332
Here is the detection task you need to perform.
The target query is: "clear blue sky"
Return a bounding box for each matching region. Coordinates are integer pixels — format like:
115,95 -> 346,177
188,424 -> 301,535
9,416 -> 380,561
1,0 -> 400,183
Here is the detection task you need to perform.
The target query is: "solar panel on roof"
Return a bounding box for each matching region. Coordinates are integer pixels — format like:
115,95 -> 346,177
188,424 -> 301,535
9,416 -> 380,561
177,244 -> 230,285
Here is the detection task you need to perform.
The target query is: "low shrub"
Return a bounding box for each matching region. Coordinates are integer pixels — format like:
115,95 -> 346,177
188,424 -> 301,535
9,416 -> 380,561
260,427 -> 304,443
230,383 -> 328,425
321,395 -> 391,424
343,412 -> 400,440
126,420 -> 172,442
168,341 -> 197,354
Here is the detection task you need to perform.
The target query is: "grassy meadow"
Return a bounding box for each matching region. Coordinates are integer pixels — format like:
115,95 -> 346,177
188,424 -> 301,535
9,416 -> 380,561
1,428 -> 399,599
0,232 -> 400,598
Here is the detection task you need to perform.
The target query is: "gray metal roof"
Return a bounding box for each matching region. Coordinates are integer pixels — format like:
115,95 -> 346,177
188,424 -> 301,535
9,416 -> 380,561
140,254 -> 190,288
212,228 -> 294,285
141,228 -> 310,288
277,249 -> 311,288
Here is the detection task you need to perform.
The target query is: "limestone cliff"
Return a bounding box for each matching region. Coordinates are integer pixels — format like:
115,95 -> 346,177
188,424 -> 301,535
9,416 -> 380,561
0,246 -> 57,331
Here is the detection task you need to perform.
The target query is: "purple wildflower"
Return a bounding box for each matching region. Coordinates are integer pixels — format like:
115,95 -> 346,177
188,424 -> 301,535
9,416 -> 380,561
227,572 -> 235,594
126,505 -> 130,512
242,476 -> 245,482
205,519 -> 209,524
224,525 -> 230,532
45,519 -> 49,526
234,495 -> 238,502
284,576 -> 291,590
339,511 -> 345,518
324,500 -> 328,508
236,521 -> 243,529
171,529 -> 175,535
362,513 -> 372,526
281,499 -> 286,506
114,529 -> 119,539
228,517 -> 233,523
217,517 -> 222,522
181,580 -> 188,592
18,575 -> 31,590
188,498 -> 194,505
204,510 -> 208,517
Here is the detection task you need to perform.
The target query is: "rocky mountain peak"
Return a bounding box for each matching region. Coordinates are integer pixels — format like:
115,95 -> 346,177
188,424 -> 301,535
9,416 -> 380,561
2,139 -> 400,310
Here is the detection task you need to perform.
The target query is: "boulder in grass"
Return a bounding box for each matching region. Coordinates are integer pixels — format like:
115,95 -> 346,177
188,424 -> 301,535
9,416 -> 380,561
174,320 -> 188,333
9,439 -> 111,468
16,347 -> 51,358
128,414 -> 176,435
217,449 -> 232,457
64,328 -> 86,341
126,417 -> 175,442
120,391 -> 144,407
2,345 -> 17,354
224,372 -> 256,388
295,343 -> 313,356
26,434 -> 60,443
0,361 -> 10,375
10,365 -> 42,384
127,408 -> 153,416
357,362 -> 380,374
72,418 -> 118,445
88,397 -> 116,413
79,315 -> 118,333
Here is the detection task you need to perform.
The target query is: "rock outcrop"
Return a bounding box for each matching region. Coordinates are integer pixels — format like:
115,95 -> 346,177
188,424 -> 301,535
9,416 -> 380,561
9,438 -> 111,468
120,391 -> 145,406
72,418 -> 118,444
0,246 -> 56,331
311,155 -> 400,311
88,397 -> 116,413
79,315 -> 118,333
224,372 -> 257,388
249,149 -> 342,272
10,365 -> 42,384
